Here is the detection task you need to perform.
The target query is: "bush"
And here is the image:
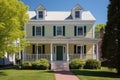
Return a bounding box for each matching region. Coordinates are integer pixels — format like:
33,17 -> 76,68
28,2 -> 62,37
84,59 -> 101,69
22,61 -> 32,69
70,58 -> 85,69
31,58 -> 49,70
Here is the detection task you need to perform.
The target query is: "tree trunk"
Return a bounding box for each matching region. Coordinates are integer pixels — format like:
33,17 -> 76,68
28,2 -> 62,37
117,68 -> 120,74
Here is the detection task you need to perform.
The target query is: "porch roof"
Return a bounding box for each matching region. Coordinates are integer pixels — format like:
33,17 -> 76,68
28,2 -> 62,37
26,37 -> 99,44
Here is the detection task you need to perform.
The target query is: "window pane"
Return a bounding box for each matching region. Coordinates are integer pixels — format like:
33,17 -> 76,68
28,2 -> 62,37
38,11 -> 43,18
75,11 -> 80,18
77,46 -> 81,54
78,27 -> 83,35
36,27 -> 41,36
57,26 -> 62,35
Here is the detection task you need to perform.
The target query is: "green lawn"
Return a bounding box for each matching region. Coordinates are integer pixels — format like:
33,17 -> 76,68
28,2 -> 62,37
0,69 -> 55,80
71,67 -> 120,80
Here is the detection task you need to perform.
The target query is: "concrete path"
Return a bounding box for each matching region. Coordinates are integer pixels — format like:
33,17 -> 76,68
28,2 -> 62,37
54,70 -> 80,80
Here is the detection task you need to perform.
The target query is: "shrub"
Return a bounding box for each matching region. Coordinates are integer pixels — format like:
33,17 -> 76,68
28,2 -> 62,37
32,58 -> 49,70
84,59 -> 101,69
70,58 -> 85,69
22,61 -> 32,69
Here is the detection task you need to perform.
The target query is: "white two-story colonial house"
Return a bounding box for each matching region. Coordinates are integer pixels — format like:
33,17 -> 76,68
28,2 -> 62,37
23,4 -> 99,70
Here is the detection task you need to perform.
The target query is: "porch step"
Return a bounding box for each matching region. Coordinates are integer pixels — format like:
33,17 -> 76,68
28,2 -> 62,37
51,61 -> 69,70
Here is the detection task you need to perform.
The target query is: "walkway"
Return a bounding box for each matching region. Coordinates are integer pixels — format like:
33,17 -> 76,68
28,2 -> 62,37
54,70 -> 80,80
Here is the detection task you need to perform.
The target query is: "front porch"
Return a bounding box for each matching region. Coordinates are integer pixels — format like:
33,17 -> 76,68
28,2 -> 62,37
23,42 -> 99,61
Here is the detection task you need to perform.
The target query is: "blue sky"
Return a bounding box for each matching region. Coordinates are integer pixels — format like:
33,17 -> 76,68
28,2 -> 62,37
22,0 -> 109,26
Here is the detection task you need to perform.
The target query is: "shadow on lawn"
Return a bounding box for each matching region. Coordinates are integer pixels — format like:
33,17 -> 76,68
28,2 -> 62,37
0,72 -> 7,76
71,69 -> 120,78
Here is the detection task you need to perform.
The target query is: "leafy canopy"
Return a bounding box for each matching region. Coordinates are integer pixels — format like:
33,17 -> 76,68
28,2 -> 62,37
0,0 -> 29,57
95,24 -> 106,39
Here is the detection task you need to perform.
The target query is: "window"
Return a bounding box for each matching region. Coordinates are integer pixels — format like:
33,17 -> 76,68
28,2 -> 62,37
38,11 -> 43,18
77,46 -> 82,54
75,11 -> 80,18
77,26 -> 84,36
35,26 -> 42,36
78,27 -> 83,36
56,26 -> 63,36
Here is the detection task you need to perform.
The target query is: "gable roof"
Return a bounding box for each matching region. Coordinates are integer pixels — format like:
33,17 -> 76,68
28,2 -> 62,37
28,11 -> 96,21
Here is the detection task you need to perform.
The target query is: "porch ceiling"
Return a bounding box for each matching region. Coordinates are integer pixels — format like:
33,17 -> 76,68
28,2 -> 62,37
26,37 -> 99,44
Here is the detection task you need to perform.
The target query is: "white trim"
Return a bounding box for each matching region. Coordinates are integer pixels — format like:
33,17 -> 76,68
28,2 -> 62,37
50,43 -> 53,61
67,43 -> 69,61
55,26 -> 63,36
28,20 -> 95,25
37,10 -> 45,20
35,26 -> 42,36
76,26 -> 84,36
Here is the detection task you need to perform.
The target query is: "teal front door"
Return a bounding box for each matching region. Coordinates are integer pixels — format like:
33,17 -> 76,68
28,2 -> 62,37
56,46 -> 63,60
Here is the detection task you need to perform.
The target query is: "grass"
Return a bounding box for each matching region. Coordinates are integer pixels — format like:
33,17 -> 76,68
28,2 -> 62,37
71,67 -> 120,80
0,69 -> 55,80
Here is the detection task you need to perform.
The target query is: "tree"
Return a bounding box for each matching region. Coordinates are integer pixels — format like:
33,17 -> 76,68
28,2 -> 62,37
0,0 -> 29,57
102,0 -> 120,74
95,24 -> 106,39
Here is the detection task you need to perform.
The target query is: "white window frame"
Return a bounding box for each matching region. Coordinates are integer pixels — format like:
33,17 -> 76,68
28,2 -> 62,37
75,11 -> 80,18
76,26 -> 84,36
56,26 -> 63,36
37,10 -> 44,19
35,26 -> 42,36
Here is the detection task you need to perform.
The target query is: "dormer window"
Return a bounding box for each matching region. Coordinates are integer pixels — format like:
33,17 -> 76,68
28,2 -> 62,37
38,11 -> 43,19
75,11 -> 80,18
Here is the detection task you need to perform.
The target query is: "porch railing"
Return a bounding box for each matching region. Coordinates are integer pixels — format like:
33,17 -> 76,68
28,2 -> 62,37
69,54 -> 97,61
24,54 -> 50,61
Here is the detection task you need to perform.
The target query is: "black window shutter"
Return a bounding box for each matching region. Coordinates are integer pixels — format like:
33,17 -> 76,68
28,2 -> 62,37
84,26 -> 86,36
74,45 -> 76,54
42,45 -> 45,54
63,26 -> 65,36
84,45 -> 86,54
53,26 -> 56,36
32,45 -> 35,54
42,26 -> 45,36
32,26 -> 35,36
74,26 -> 77,36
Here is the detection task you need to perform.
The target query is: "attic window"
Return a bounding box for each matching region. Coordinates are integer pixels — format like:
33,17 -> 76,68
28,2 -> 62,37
75,11 -> 80,18
38,11 -> 43,18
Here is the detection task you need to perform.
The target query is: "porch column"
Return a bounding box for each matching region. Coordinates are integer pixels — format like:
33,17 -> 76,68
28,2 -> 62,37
67,43 -> 69,61
36,43 -> 38,60
50,43 -> 53,61
96,44 -> 99,61
92,44 -> 95,59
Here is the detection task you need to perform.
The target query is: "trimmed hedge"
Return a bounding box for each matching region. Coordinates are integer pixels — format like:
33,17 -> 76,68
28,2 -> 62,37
70,58 -> 85,69
84,59 -> 101,69
32,58 -> 49,70
22,61 -> 32,69
22,58 -> 49,70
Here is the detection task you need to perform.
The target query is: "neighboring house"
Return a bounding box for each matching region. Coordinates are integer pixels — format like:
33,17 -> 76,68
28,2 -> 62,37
23,4 -> 99,70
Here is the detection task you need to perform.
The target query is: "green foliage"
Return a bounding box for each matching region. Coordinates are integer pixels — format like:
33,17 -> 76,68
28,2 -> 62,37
84,59 -> 101,69
32,58 -> 49,70
0,0 -> 29,56
22,61 -> 32,69
101,0 -> 120,74
95,24 -> 106,39
22,58 -> 49,70
70,58 -> 85,69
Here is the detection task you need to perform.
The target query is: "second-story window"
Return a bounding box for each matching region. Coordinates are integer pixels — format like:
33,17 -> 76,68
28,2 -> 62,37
77,26 -> 83,36
75,11 -> 80,18
38,11 -> 43,18
35,26 -> 42,36
57,26 -> 63,36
